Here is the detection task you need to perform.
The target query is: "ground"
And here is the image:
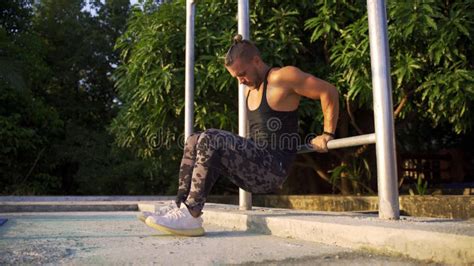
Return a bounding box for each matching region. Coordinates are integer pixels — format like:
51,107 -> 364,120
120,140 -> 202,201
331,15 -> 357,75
0,212 -> 437,265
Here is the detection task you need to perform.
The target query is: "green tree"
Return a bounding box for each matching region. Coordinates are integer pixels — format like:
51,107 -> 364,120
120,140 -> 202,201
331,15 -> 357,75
0,0 -> 142,195
305,0 -> 474,193
0,0 -> 65,194
28,0 -> 135,194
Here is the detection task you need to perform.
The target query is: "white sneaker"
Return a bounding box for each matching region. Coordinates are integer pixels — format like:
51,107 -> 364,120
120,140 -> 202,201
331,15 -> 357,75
137,201 -> 177,223
145,205 -> 204,236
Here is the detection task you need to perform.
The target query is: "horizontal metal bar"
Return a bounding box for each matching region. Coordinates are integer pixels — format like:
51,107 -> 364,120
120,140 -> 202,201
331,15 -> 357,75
297,133 -> 376,154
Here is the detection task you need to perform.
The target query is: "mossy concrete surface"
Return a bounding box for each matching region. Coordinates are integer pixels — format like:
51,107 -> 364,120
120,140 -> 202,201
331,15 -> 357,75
207,195 -> 474,219
399,195 -> 473,219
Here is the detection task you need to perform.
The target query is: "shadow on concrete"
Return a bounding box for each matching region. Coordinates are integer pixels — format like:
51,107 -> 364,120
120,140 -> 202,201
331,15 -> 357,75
204,230 -> 260,238
241,210 -> 376,219
409,218 -> 465,223
1,234 -> 171,241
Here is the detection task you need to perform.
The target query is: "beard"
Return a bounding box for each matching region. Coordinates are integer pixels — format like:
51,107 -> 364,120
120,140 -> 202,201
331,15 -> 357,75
251,72 -> 264,90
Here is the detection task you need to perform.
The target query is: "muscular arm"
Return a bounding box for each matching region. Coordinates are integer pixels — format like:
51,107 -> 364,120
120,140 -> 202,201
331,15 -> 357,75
273,66 -> 339,135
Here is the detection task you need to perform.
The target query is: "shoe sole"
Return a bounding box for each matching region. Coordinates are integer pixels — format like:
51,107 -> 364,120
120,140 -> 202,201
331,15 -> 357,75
145,219 -> 205,237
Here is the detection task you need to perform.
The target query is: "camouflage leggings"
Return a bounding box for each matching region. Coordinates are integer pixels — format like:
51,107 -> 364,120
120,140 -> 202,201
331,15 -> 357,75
175,129 -> 293,215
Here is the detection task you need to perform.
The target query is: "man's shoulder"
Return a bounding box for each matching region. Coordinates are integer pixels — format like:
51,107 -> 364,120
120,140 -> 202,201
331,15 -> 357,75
269,66 -> 305,87
270,65 -> 300,76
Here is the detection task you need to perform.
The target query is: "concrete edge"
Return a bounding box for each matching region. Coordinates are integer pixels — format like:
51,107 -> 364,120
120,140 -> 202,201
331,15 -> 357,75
0,202 -> 139,212
0,199 -> 175,213
0,196 -> 175,202
261,215 -> 474,265
2,195 -> 472,218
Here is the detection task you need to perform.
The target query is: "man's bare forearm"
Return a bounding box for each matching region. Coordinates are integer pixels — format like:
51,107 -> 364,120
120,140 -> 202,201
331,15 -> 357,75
321,86 -> 339,135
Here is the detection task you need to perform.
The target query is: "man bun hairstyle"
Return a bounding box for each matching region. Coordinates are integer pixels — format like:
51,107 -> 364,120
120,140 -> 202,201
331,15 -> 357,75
233,34 -> 243,43
225,34 -> 261,66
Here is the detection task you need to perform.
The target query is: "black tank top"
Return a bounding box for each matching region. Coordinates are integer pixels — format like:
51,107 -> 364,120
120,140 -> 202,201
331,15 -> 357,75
246,67 -> 299,164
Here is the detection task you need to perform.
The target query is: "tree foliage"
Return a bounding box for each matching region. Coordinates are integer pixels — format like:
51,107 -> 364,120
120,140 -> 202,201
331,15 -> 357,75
0,0 -> 158,195
304,0 -> 473,193
1,0 -> 472,195
306,0 -> 473,134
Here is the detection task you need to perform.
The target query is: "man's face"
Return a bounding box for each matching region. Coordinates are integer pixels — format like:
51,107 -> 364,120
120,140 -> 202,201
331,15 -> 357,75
225,57 -> 259,88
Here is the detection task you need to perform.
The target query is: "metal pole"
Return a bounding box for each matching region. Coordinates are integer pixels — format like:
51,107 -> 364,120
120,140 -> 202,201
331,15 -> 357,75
297,133 -> 376,153
184,0 -> 195,140
238,0 -> 252,210
367,0 -> 400,219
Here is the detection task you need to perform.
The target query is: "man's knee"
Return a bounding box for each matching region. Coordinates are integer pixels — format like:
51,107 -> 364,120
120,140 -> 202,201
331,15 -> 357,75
196,129 -> 221,149
185,131 -> 201,146
201,128 -> 222,137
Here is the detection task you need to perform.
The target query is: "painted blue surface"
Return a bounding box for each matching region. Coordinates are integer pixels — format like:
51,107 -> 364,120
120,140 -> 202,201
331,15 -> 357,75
0,218 -> 7,226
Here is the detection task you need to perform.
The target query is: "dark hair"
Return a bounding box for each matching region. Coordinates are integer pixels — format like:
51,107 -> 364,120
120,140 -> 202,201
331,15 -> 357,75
224,34 -> 261,66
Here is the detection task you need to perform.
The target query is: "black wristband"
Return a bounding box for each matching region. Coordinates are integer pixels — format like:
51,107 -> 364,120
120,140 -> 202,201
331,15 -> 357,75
323,131 -> 335,138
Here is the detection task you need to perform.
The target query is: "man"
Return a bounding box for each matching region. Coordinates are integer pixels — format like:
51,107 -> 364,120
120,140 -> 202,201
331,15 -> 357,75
142,34 -> 339,236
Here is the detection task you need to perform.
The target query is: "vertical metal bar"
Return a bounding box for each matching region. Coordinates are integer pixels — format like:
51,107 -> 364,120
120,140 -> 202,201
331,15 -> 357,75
367,0 -> 400,219
238,0 -> 252,210
184,0 -> 195,140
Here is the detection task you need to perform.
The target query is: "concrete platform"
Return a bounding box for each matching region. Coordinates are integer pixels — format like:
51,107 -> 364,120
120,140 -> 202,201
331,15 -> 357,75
0,212 -> 426,265
1,197 -> 473,264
